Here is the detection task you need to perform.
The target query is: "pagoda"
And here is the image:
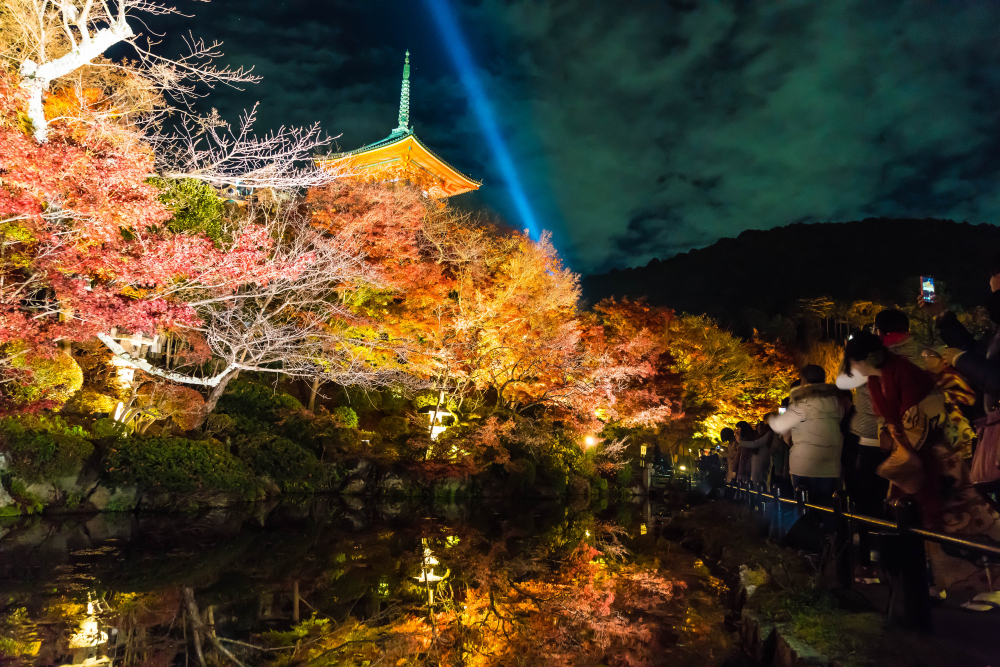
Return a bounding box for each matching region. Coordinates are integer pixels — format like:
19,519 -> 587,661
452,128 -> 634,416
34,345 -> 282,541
316,52 -> 481,199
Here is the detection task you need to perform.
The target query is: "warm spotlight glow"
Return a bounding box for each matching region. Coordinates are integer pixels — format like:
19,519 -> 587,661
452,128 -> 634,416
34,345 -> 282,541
679,465 -> 687,471
585,436 -> 597,447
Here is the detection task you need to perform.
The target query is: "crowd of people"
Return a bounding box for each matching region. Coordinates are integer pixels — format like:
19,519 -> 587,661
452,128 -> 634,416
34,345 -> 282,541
714,260 -> 1000,600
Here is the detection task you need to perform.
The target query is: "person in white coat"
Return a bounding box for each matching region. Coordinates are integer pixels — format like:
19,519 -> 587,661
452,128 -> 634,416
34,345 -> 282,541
769,365 -> 847,506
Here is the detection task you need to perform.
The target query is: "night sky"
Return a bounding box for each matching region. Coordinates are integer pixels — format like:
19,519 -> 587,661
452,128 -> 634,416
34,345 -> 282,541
142,1 -> 1000,273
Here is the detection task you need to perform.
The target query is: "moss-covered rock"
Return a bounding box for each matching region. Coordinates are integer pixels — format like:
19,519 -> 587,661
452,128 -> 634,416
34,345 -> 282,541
234,434 -> 324,493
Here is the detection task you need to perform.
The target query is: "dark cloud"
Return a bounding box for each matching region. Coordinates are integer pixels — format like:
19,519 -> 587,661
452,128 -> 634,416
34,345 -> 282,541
141,0 -> 1000,272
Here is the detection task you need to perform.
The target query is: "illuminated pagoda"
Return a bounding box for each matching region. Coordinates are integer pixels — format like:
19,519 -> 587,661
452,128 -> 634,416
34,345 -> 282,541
316,52 -> 481,199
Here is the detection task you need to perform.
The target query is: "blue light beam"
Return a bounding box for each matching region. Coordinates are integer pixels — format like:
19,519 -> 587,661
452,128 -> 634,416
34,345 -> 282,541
424,0 -> 541,239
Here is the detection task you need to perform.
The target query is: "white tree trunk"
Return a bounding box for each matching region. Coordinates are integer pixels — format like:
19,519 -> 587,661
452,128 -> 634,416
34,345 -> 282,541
19,23 -> 133,142
97,333 -> 235,388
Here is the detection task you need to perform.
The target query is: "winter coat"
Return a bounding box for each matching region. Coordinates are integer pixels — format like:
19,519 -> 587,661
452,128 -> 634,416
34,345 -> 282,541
768,383 -> 845,479
740,430 -> 774,485
939,310 -> 1000,409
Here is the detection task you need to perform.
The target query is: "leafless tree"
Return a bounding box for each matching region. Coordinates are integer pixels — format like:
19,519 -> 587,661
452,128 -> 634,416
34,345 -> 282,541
4,0 -> 336,191
153,104 -> 338,190
97,202 -> 425,426
6,0 -> 253,140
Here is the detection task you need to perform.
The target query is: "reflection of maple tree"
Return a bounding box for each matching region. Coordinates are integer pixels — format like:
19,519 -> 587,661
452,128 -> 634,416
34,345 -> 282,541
283,529 -> 687,667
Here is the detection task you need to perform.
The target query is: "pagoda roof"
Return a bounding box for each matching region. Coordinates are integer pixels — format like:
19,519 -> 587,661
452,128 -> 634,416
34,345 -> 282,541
315,52 -> 481,199
316,129 -> 481,198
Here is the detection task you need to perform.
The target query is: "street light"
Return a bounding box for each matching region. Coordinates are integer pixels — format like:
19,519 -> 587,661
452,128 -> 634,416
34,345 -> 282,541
585,436 -> 597,447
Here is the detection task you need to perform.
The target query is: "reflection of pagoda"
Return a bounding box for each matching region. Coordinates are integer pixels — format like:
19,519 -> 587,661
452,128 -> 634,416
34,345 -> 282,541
316,52 -> 481,198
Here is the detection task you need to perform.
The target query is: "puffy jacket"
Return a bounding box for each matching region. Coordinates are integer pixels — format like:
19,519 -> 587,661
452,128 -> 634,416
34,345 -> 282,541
768,383 -> 845,478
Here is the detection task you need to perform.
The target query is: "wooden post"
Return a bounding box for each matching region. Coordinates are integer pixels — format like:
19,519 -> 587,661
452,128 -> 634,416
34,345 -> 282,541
292,580 -> 300,622
833,491 -> 852,589
892,499 -> 932,633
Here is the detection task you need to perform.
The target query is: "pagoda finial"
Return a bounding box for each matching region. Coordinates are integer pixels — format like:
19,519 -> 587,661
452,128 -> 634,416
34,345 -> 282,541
395,51 -> 411,133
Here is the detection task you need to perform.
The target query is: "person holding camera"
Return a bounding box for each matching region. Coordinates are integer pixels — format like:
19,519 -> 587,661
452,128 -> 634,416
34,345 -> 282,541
768,365 -> 846,507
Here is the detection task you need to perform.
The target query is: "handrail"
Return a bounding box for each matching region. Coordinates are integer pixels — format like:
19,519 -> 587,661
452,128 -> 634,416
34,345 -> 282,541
724,481 -> 1000,558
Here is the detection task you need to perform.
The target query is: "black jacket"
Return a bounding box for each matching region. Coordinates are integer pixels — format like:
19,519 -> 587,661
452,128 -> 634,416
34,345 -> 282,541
938,310 -> 1000,405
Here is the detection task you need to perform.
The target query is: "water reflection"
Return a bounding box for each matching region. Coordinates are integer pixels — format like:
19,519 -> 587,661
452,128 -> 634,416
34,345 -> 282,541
0,496 -> 743,666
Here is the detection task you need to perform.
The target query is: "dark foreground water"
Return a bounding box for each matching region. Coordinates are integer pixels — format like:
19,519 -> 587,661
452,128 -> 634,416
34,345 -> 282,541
0,495 -> 747,667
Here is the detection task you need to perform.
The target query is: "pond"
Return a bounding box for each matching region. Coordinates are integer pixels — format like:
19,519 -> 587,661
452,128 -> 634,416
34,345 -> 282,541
0,494 -> 748,667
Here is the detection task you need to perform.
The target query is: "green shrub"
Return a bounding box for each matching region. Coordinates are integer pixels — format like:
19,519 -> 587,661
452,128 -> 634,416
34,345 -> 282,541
149,177 -> 227,244
615,463 -> 634,487
0,416 -> 93,481
205,413 -> 236,436
412,390 -> 458,412
217,379 -> 303,434
591,476 -> 608,496
7,479 -> 44,514
106,492 -> 136,513
332,406 -> 359,429
103,436 -> 253,494
343,387 -> 381,413
379,388 -> 410,414
377,416 -> 409,440
6,343 -> 83,408
63,491 -> 82,510
235,434 -> 324,493
329,428 -> 362,453
90,418 -> 129,441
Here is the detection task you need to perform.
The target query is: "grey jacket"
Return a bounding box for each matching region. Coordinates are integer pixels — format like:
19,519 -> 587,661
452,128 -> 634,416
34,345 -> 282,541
769,383 -> 845,478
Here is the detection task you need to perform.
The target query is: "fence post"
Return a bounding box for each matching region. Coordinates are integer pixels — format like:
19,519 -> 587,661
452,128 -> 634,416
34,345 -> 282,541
795,487 -> 807,519
890,499 -> 933,633
773,485 -> 783,539
832,490 -> 852,589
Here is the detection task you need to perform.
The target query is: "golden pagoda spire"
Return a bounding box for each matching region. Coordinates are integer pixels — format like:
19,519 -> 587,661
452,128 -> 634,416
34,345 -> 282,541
395,51 -> 411,134
315,49 -> 481,199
